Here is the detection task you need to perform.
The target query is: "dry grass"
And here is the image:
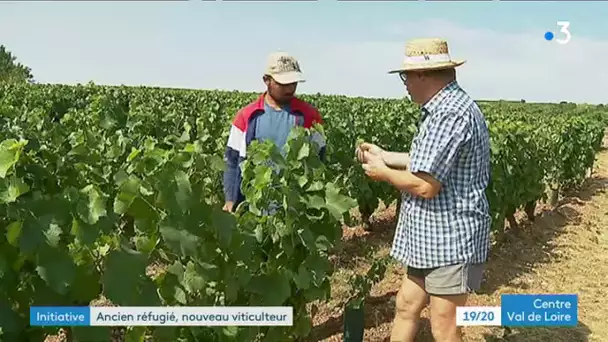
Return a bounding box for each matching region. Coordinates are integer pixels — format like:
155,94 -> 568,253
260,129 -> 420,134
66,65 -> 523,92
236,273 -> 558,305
310,142 -> 608,342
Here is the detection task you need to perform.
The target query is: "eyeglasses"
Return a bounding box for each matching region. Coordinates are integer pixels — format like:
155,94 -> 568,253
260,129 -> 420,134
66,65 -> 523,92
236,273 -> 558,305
399,72 -> 407,84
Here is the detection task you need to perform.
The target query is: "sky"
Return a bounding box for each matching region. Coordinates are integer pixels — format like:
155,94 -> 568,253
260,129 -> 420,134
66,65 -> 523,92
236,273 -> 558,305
0,1 -> 606,104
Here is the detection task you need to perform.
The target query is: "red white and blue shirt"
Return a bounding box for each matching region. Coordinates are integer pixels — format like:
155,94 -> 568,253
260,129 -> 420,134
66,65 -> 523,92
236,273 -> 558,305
223,93 -> 325,207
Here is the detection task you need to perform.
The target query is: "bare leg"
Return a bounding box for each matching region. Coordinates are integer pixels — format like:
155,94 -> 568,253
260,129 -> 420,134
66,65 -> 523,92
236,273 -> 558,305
390,274 -> 429,342
429,294 -> 468,342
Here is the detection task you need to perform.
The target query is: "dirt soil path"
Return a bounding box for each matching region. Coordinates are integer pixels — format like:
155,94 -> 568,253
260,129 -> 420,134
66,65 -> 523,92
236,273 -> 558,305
311,136 -> 608,342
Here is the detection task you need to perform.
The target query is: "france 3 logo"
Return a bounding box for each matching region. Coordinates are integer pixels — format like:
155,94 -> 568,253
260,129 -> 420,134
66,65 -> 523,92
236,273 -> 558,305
544,21 -> 571,45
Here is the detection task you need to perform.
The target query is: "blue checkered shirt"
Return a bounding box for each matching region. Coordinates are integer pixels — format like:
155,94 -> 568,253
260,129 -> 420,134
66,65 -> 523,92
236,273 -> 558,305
390,81 -> 492,269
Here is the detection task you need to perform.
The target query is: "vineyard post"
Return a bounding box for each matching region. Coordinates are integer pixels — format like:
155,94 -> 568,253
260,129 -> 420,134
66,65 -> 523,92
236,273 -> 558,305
524,201 -> 536,222
550,186 -> 560,207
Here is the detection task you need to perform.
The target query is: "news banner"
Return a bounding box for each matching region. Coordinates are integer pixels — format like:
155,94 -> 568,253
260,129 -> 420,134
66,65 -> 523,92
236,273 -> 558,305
30,294 -> 577,327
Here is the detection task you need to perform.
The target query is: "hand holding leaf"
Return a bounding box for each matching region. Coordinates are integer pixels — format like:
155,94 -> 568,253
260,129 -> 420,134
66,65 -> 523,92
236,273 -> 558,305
355,141 -> 384,164
362,151 -> 389,181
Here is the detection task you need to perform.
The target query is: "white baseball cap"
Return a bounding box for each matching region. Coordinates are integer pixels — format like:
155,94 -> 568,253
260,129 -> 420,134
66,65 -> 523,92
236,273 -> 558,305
264,51 -> 306,85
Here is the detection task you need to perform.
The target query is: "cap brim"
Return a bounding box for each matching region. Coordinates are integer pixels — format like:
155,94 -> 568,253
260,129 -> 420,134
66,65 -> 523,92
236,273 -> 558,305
270,71 -> 306,84
388,60 -> 466,74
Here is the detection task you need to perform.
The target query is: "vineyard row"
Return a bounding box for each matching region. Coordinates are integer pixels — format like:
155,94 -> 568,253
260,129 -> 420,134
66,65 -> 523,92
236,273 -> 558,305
0,83 -> 606,341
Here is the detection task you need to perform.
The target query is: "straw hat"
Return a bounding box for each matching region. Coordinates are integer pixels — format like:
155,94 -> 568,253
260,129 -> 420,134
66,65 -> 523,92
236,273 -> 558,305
388,38 -> 465,73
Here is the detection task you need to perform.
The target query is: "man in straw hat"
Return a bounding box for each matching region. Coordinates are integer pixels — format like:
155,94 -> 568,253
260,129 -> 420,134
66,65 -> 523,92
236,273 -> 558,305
222,51 -> 325,213
356,38 -> 491,341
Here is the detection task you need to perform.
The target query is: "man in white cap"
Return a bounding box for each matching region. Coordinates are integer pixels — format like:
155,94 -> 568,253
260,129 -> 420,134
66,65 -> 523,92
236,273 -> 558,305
356,38 -> 491,341
223,52 -> 325,212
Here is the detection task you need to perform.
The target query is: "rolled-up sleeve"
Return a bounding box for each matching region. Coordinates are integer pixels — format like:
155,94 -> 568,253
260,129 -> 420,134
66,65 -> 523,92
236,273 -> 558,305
409,111 -> 470,184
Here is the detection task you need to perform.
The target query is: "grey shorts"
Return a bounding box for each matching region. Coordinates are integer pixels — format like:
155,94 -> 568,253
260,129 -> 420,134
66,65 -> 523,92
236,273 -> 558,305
407,263 -> 485,296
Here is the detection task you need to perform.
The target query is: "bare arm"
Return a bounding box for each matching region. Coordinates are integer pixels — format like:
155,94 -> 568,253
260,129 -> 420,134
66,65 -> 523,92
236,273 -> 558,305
381,151 -> 411,169
384,169 -> 441,199
385,110 -> 470,199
